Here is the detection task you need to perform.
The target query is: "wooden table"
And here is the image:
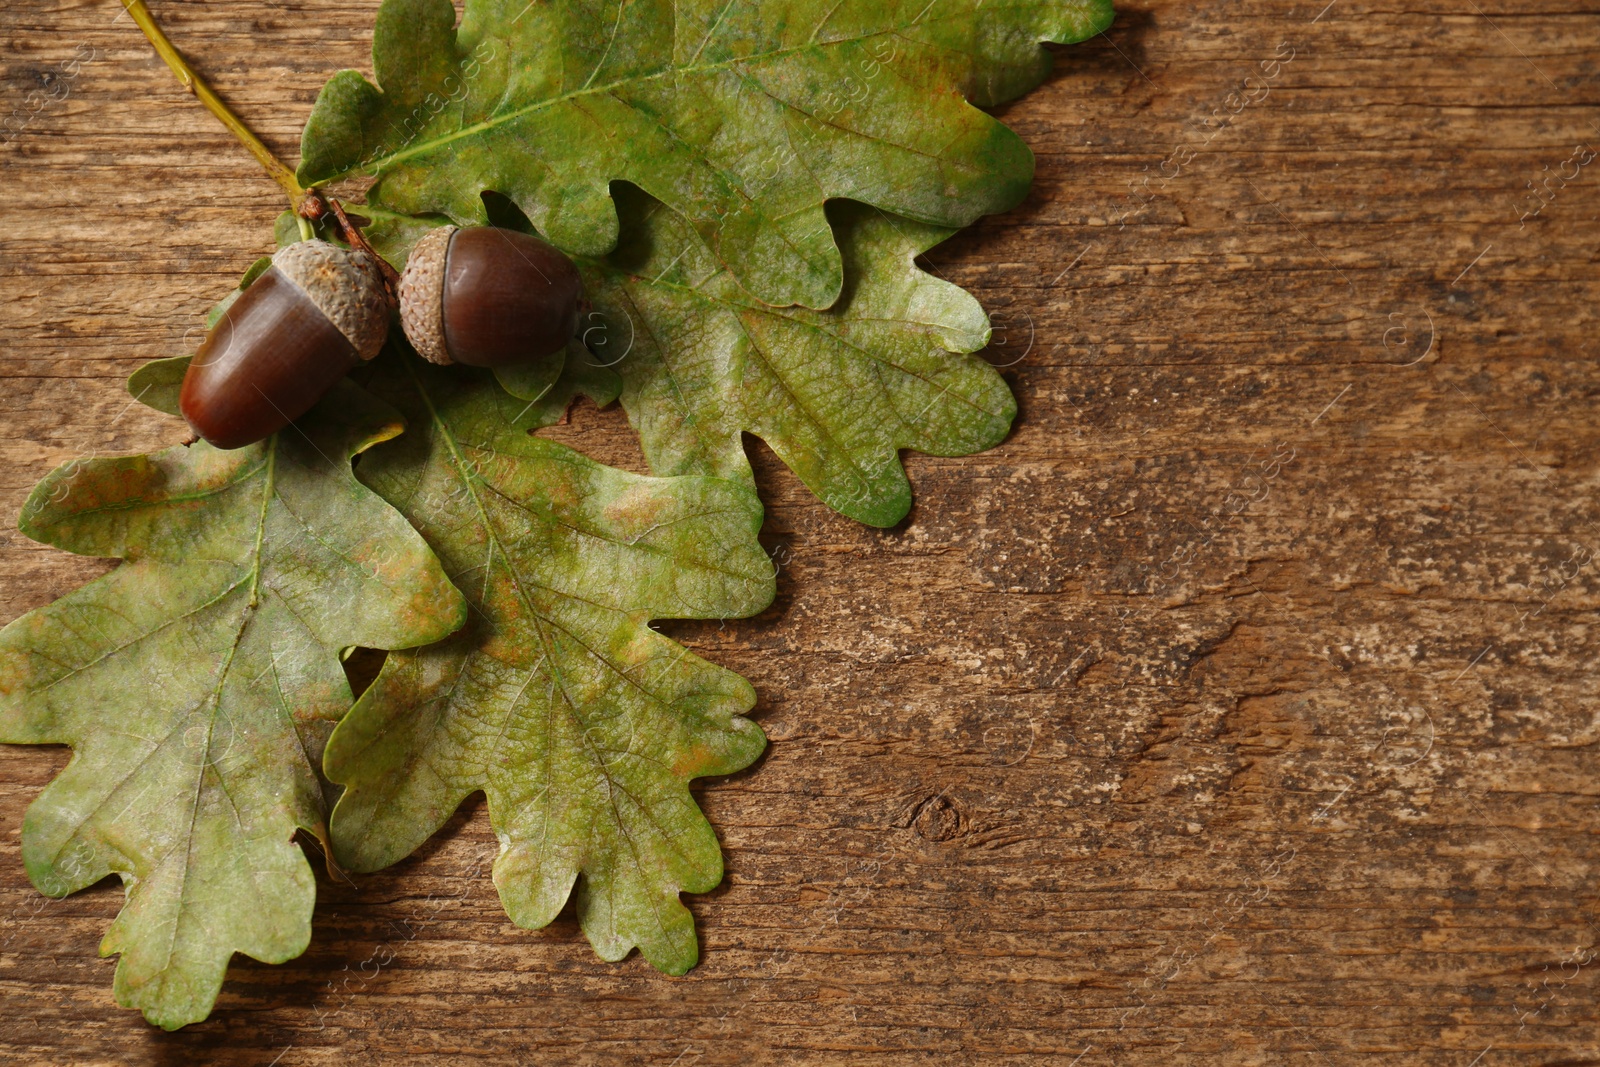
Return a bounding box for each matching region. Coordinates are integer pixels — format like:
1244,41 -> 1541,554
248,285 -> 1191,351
3,0 -> 1598,1062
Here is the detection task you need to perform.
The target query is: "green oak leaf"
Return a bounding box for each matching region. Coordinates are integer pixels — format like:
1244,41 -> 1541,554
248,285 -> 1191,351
298,0 -> 1113,309
324,351 -> 773,973
585,187 -> 1014,526
0,382 -> 467,1029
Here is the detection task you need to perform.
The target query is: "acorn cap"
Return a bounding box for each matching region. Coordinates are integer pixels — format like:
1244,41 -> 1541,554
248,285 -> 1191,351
272,240 -> 391,361
396,225 -> 457,365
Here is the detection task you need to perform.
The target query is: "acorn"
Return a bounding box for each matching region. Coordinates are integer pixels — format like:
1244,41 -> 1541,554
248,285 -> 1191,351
397,225 -> 582,367
180,240 -> 390,450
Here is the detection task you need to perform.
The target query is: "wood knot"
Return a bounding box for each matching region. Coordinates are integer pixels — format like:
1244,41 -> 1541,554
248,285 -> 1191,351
911,794 -> 968,842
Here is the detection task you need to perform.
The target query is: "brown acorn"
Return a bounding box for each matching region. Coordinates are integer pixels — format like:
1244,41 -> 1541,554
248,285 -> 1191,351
180,240 -> 390,450
396,225 -> 581,367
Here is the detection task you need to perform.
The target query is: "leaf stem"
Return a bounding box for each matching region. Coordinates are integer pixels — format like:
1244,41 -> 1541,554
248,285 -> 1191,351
118,0 -> 306,206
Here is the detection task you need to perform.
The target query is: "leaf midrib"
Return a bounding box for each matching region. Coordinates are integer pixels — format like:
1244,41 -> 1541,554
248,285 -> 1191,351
409,368 -> 640,887
158,437 -> 277,985
407,369 -> 718,909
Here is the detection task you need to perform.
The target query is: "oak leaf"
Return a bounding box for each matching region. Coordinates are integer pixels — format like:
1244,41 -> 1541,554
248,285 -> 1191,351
584,187 -> 1013,526
0,383 -> 466,1029
298,0 -> 1113,309
325,352 -> 774,973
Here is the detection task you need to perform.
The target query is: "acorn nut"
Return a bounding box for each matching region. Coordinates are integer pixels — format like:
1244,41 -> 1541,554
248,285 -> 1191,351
397,225 -> 582,367
180,240 -> 391,450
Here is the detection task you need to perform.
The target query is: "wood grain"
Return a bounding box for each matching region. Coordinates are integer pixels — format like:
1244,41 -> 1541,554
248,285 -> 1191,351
3,0 -> 1600,1062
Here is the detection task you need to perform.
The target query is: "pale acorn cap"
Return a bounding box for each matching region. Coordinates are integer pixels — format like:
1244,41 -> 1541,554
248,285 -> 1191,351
272,240 -> 391,360
397,225 -> 457,365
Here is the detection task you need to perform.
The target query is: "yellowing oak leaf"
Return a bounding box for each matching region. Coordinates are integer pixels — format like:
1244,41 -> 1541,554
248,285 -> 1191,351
0,382 -> 466,1029
324,354 -> 774,973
